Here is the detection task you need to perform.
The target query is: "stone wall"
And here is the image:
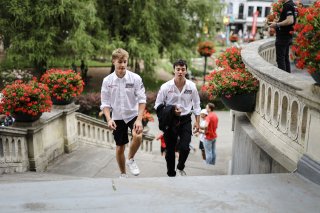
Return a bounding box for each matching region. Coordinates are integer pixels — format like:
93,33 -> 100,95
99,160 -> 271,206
236,38 -> 320,184
232,112 -> 288,174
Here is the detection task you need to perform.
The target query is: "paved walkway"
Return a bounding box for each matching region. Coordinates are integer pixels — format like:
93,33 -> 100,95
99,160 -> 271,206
1,174 -> 320,212
0,111 -> 233,181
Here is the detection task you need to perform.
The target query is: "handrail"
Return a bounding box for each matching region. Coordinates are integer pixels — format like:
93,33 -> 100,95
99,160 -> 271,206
241,38 -> 320,171
75,113 -> 155,152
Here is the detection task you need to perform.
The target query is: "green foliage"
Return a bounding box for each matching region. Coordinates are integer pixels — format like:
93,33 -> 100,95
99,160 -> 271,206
96,0 -> 223,73
141,72 -> 165,92
0,0 -> 107,70
0,0 -> 223,75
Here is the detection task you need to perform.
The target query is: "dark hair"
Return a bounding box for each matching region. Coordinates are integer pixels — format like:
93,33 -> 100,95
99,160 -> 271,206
207,103 -> 215,111
173,59 -> 188,70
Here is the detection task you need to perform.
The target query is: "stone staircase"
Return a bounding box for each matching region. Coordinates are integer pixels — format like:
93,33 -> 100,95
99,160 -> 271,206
1,172 -> 320,212
1,143 -> 320,212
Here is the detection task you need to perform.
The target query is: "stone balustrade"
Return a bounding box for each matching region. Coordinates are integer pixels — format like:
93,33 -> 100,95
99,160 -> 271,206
237,38 -> 320,176
75,113 -> 155,152
0,104 -> 79,174
0,103 -> 155,174
0,127 -> 28,174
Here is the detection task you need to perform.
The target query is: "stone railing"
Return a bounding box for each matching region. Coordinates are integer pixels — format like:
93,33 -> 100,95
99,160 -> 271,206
241,38 -> 320,172
75,113 -> 155,152
0,127 -> 29,174
0,104 -> 79,174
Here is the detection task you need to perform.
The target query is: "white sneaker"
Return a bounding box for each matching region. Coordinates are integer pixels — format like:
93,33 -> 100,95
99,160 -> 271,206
119,173 -> 128,178
126,159 -> 140,176
177,169 -> 187,176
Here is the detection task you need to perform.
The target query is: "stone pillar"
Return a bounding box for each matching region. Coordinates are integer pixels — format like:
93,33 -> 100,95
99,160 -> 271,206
52,103 -> 80,153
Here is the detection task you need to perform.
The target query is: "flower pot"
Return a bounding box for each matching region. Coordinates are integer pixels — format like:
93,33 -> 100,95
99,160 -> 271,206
13,112 -> 42,122
310,72 -> 320,84
220,93 -> 256,112
51,97 -> 74,105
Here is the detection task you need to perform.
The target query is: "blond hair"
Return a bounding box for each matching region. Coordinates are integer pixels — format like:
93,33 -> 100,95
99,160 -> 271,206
112,48 -> 129,61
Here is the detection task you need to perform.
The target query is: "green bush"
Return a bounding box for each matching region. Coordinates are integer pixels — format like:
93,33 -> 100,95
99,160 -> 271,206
74,92 -> 101,117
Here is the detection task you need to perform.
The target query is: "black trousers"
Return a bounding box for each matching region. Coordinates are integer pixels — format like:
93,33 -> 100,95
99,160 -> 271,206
163,115 -> 192,177
275,39 -> 292,73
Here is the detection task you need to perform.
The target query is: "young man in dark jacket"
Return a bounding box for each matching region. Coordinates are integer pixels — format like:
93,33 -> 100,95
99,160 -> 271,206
155,59 -> 201,177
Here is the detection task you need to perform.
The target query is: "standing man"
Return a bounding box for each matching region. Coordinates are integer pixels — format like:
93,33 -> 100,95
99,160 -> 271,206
100,48 -> 146,178
202,103 -> 218,165
155,59 -> 201,177
269,0 -> 298,73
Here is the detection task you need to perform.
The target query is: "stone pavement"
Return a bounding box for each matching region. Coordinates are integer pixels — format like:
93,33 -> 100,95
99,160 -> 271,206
45,111 -> 233,179
0,111 -> 233,181
1,173 -> 320,212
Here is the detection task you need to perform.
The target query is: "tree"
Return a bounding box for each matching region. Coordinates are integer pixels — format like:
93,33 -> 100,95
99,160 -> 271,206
96,0 -> 223,73
0,0 -> 106,71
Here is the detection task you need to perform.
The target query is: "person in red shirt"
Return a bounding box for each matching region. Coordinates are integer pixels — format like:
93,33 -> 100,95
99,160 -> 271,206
203,103 -> 218,165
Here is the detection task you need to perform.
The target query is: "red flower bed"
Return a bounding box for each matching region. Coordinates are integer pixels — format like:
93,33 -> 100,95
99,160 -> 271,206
215,47 -> 245,70
0,79 -> 52,116
202,46 -> 259,100
40,69 -> 84,101
291,1 -> 320,74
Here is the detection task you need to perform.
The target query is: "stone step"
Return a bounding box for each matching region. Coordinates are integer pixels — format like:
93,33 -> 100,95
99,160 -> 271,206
44,144 -> 229,179
0,173 -> 319,212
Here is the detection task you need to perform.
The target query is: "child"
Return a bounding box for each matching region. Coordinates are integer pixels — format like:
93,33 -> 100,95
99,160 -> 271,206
156,133 -> 166,156
197,109 -> 208,162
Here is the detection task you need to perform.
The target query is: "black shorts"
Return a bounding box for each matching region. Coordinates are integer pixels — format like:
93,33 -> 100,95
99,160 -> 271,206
113,117 -> 137,146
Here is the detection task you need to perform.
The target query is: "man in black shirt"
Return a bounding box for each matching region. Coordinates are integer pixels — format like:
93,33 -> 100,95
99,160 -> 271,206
269,0 -> 298,73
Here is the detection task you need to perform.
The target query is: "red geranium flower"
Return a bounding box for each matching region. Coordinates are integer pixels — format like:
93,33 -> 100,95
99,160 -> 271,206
0,80 -> 52,116
292,1 -> 320,74
197,41 -> 216,57
40,69 -> 85,100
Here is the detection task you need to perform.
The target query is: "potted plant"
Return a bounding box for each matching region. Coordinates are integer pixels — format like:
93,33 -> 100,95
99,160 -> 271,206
216,46 -> 245,70
197,41 -> 216,57
291,1 -> 320,84
0,79 -> 52,122
203,47 -> 259,112
40,69 -> 85,105
229,34 -> 239,43
203,68 -> 259,112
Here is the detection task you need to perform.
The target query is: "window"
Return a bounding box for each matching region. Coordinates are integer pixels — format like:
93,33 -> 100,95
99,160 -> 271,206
257,7 -> 262,17
238,4 -> 244,19
265,7 -> 271,17
227,3 -> 233,14
248,6 -> 254,17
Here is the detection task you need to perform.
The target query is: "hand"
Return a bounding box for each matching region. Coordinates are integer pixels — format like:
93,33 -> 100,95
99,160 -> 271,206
269,22 -> 277,28
193,122 -> 200,133
134,119 -> 143,134
174,105 -> 182,116
108,119 -> 117,130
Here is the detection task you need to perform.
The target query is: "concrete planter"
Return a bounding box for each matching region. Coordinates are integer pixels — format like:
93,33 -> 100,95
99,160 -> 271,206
221,93 -> 256,112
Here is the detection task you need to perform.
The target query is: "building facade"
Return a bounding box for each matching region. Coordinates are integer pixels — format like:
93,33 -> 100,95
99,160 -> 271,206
222,0 -> 273,38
